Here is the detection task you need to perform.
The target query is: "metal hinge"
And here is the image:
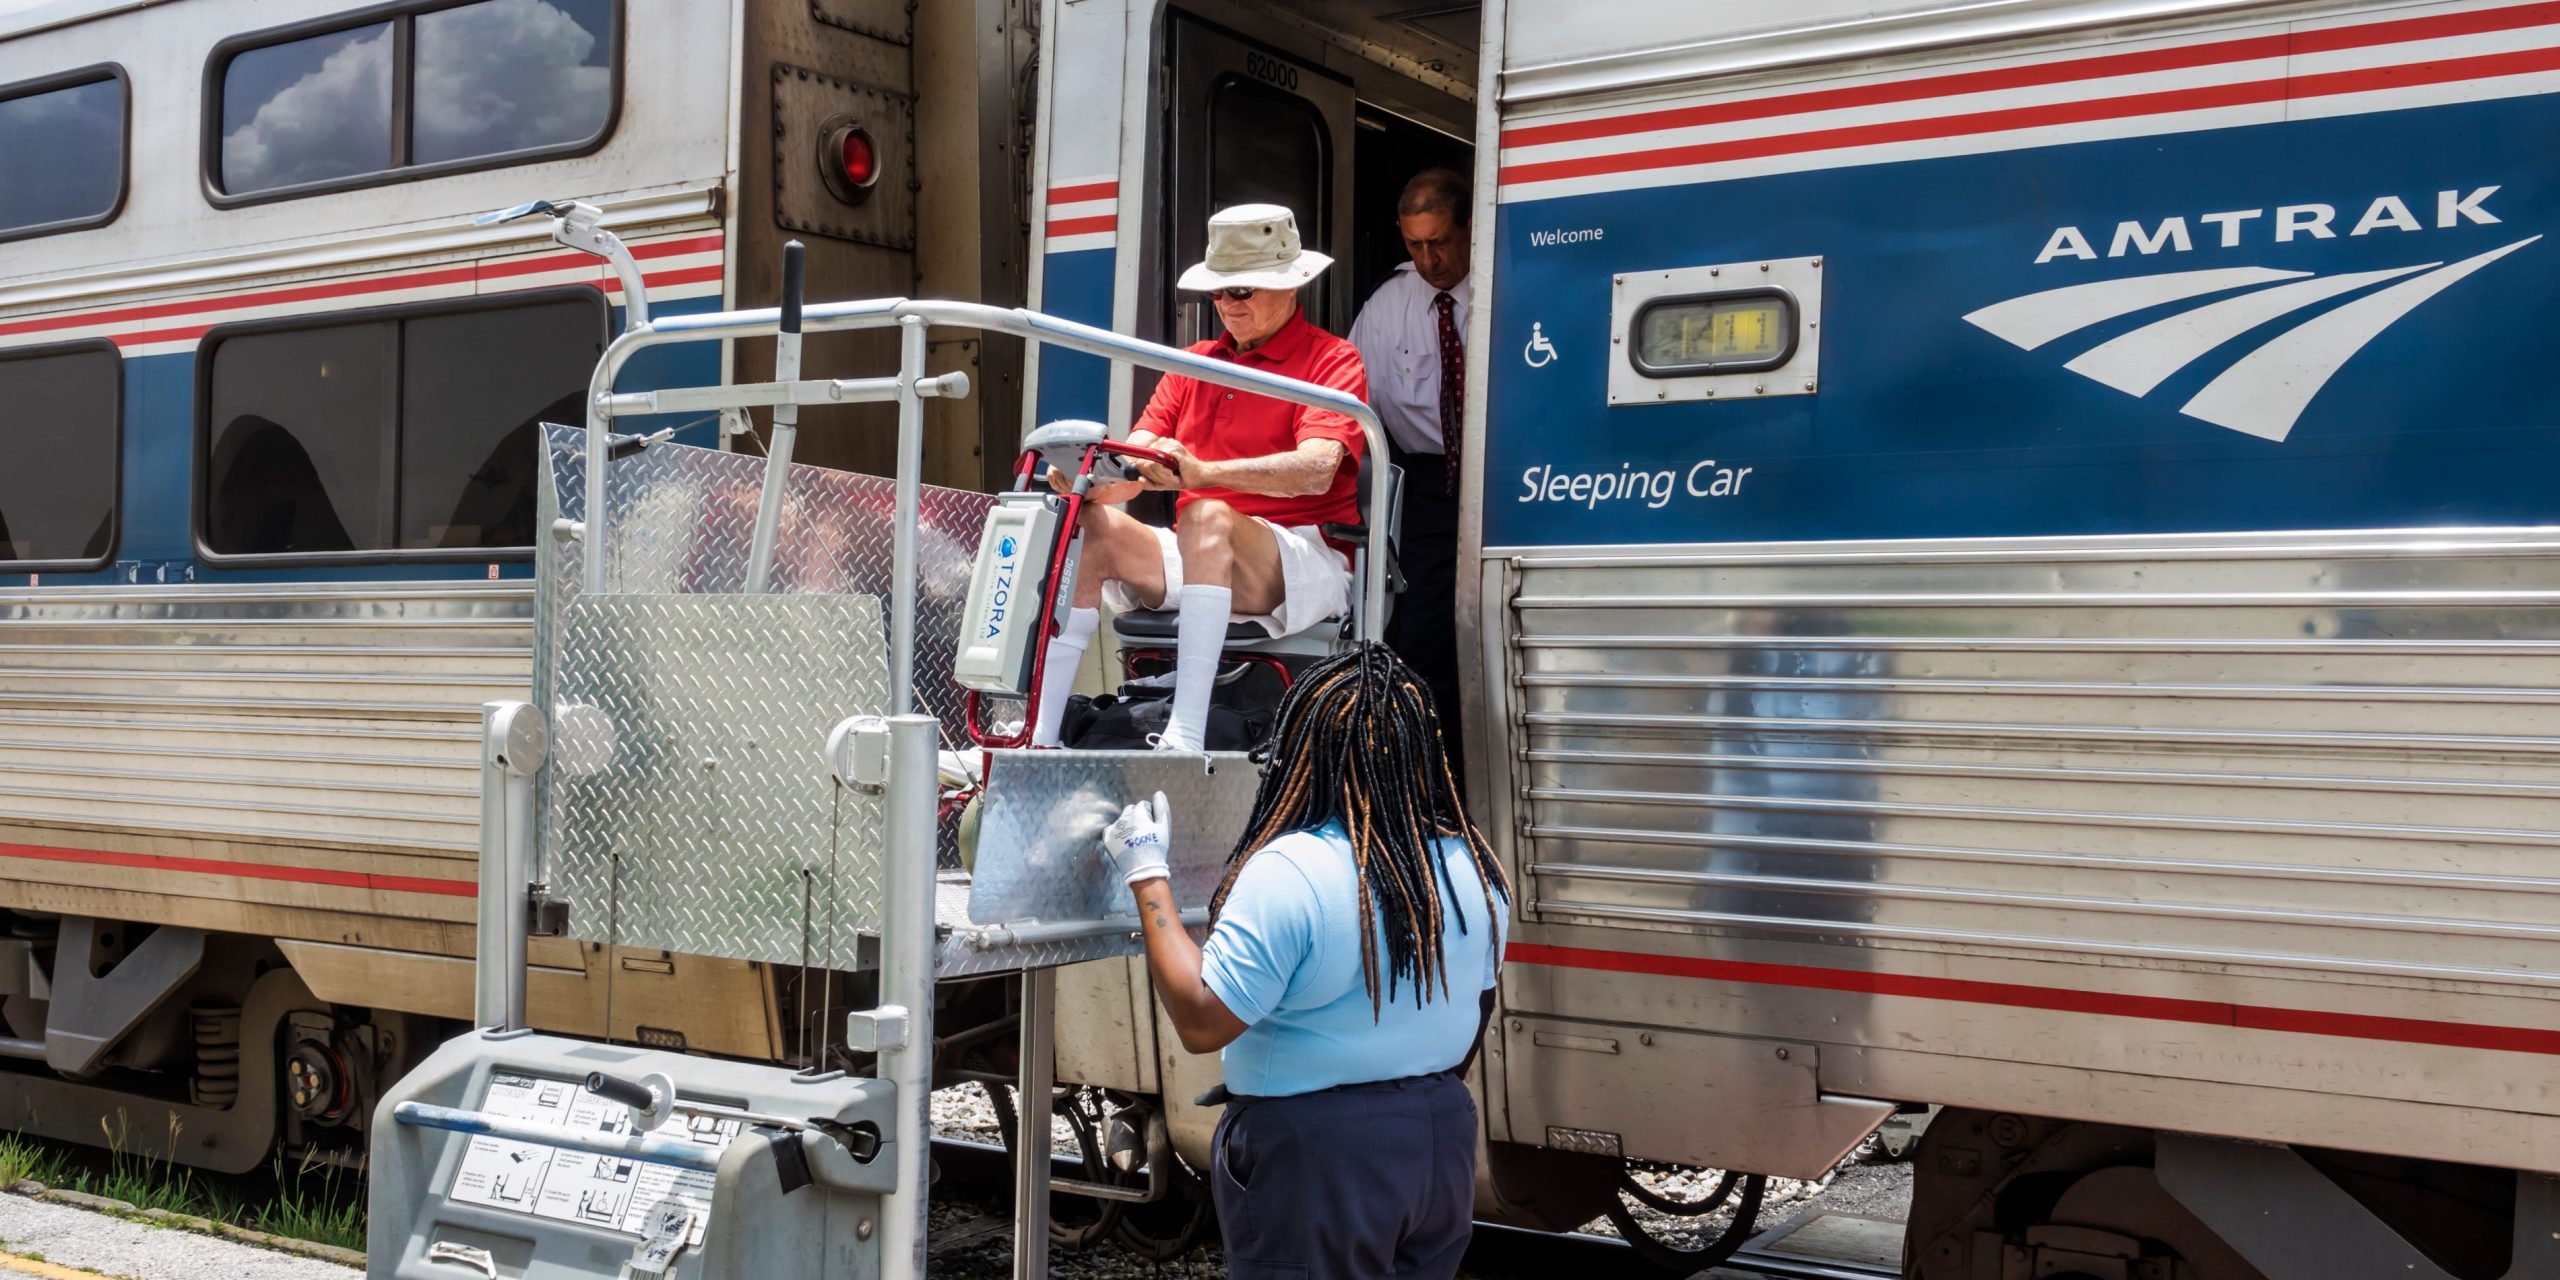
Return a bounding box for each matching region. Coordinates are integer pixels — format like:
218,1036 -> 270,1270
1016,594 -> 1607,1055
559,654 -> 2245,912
528,885 -> 572,937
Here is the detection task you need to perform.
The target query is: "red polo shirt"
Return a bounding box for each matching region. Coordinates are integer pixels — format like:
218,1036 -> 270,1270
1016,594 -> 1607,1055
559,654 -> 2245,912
1134,309 -> 1368,539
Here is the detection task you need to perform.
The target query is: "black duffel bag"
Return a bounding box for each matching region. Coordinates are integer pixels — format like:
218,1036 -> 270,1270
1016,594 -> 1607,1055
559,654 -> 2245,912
1058,661 -> 1279,752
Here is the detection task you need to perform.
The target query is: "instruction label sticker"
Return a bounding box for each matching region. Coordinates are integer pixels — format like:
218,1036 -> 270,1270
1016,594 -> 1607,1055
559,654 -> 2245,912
445,1072 -> 741,1243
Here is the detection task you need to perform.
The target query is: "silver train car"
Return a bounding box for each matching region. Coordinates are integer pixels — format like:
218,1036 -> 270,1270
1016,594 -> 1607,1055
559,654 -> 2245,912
0,0 -> 1033,1171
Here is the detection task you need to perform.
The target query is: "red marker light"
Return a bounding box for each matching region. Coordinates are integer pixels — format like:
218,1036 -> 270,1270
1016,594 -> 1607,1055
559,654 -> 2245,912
838,127 -> 878,189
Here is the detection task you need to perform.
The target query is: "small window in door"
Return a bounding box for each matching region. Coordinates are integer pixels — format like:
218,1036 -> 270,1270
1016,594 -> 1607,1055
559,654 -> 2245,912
1208,78 -> 1327,221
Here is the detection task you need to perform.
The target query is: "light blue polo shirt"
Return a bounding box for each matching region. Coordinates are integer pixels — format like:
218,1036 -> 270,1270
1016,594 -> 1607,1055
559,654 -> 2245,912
1198,820 -> 1507,1098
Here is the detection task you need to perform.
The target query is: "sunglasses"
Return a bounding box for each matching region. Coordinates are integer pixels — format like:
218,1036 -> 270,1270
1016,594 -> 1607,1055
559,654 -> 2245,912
1209,287 -> 1261,302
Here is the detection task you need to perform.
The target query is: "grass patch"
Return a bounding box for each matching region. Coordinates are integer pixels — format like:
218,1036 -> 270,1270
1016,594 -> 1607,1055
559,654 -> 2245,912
0,1116 -> 366,1252
84,1113 -> 213,1217
0,1131 -> 71,1189
243,1156 -> 365,1254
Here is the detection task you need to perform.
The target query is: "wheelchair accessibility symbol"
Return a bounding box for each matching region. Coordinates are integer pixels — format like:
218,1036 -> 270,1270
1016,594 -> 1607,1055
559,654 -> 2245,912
1523,323 -> 1558,369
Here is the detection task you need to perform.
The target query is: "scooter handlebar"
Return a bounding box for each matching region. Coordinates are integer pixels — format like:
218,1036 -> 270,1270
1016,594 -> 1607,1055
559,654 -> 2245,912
1087,440 -> 1179,479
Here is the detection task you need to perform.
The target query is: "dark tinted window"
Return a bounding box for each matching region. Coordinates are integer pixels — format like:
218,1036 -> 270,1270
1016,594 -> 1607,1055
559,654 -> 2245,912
412,0 -> 613,166
215,0 -> 617,198
203,293 -> 603,558
398,305 -> 593,548
0,346 -> 118,564
0,73 -> 124,236
1209,80 -> 1324,225
205,322 -> 392,554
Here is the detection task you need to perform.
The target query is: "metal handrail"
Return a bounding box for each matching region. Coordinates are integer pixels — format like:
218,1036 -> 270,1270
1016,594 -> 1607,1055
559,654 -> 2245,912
578,298 -> 1397,651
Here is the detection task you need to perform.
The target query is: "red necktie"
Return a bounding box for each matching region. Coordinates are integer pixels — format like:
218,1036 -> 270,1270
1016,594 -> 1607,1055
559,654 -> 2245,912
1435,291 -> 1463,495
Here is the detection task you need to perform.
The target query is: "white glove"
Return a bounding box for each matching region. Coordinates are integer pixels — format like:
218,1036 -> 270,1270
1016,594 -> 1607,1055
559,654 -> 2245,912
1101,791 -> 1173,888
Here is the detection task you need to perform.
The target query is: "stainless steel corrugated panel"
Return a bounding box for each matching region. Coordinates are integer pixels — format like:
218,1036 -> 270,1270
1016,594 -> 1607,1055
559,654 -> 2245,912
1503,530 -> 2560,988
0,583 -> 530,853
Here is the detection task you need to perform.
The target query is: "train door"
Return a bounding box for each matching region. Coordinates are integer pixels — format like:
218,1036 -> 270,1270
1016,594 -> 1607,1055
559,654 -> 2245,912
1162,15 -> 1358,344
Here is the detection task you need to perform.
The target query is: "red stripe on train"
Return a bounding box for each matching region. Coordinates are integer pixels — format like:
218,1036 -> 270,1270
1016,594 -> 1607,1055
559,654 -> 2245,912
1505,941 -> 2560,1056
1499,0 -> 2560,149
0,233 -> 725,342
0,840 -> 476,897
1048,180 -> 1119,205
1500,44 -> 2560,186
102,262 -> 728,349
1046,215 -> 1118,240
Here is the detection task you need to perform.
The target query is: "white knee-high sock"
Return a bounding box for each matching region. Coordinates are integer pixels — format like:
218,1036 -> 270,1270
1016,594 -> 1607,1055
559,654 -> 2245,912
1161,585 -> 1233,752
1030,606 -> 1099,747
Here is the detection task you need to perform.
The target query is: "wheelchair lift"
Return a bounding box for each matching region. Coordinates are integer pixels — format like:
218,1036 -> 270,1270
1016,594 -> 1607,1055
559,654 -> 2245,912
366,241 -> 1390,1279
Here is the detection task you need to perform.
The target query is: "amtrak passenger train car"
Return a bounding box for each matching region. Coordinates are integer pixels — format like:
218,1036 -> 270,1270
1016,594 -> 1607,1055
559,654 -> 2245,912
1029,0 -> 2560,1273
0,0 -> 1032,1174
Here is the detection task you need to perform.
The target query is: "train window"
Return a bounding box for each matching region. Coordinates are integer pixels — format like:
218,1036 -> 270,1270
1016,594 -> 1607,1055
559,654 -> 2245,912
410,0 -> 613,166
204,321 -> 394,554
397,304 -> 594,549
0,343 -> 119,567
210,0 -> 621,202
0,68 -> 126,241
218,24 -> 394,194
200,291 -> 605,561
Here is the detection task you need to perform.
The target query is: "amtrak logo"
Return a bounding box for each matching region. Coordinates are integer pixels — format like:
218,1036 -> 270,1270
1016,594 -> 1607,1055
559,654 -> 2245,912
1965,234 -> 2540,442
997,536 -> 1017,558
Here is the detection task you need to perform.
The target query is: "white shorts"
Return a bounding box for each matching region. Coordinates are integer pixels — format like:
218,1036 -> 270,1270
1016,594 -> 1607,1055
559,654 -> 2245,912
1100,518 -> 1352,638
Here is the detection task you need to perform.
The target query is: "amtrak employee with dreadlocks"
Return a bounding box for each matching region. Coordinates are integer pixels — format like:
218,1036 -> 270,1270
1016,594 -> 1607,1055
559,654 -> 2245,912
1098,643 -> 1511,1279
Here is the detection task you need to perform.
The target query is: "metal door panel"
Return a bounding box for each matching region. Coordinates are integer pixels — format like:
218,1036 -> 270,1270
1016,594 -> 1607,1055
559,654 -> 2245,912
1165,12 -> 1357,343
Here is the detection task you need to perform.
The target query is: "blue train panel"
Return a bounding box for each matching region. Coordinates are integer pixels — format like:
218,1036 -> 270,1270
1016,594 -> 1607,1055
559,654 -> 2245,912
1484,92 -> 2560,547
1034,247 -> 1116,426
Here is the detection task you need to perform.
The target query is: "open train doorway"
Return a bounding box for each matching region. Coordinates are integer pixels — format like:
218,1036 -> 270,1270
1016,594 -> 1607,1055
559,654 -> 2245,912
1156,3 -> 1480,348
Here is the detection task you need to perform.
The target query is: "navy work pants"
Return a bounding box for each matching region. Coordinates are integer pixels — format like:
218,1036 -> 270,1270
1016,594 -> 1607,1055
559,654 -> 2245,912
1211,1070 -> 1476,1279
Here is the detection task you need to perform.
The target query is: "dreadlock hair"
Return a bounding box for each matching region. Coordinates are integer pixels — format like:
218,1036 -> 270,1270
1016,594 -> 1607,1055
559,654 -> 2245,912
1209,641 -> 1511,1018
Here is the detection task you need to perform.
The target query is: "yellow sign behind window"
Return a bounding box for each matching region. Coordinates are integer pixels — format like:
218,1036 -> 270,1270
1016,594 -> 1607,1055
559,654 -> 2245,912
1635,293 -> 1794,373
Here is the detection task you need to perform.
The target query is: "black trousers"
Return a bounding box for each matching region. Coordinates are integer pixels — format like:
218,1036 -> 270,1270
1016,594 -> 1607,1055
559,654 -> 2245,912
1386,449 -> 1464,777
1211,1070 -> 1477,1280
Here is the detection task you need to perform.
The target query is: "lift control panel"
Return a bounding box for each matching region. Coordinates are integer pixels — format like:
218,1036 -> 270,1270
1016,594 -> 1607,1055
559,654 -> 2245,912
370,1030 -> 897,1279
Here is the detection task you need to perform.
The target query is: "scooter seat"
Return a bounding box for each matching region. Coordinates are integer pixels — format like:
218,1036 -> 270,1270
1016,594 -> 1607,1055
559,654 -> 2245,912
1109,609 -> 1274,644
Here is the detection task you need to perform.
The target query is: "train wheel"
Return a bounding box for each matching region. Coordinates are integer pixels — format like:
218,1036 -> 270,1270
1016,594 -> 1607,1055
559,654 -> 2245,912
1601,1166 -> 1767,1274
1617,1160 -> 1739,1217
1111,1152 -> 1212,1261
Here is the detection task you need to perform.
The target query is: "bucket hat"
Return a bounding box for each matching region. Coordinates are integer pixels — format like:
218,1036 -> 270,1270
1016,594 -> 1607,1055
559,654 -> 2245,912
1176,203 -> 1333,292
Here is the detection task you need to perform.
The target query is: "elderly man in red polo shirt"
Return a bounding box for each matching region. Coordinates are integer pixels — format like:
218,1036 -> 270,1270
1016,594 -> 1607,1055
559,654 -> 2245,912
1029,204 -> 1367,752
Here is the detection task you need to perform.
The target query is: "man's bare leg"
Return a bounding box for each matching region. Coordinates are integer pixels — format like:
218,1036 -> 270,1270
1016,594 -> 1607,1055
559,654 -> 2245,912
1160,501 -> 1284,751
1032,503 -> 1170,746
1169,498 -> 1283,609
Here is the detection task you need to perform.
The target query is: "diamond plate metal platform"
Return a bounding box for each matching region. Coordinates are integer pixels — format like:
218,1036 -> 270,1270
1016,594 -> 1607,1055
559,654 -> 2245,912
533,426 -> 1273,976
537,424 -> 994,767
535,427 -> 996,967
940,749 -> 1265,976
548,592 -> 889,968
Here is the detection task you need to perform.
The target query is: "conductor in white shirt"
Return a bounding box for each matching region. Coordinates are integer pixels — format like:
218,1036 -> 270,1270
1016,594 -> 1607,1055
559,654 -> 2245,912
1349,168 -> 1472,768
